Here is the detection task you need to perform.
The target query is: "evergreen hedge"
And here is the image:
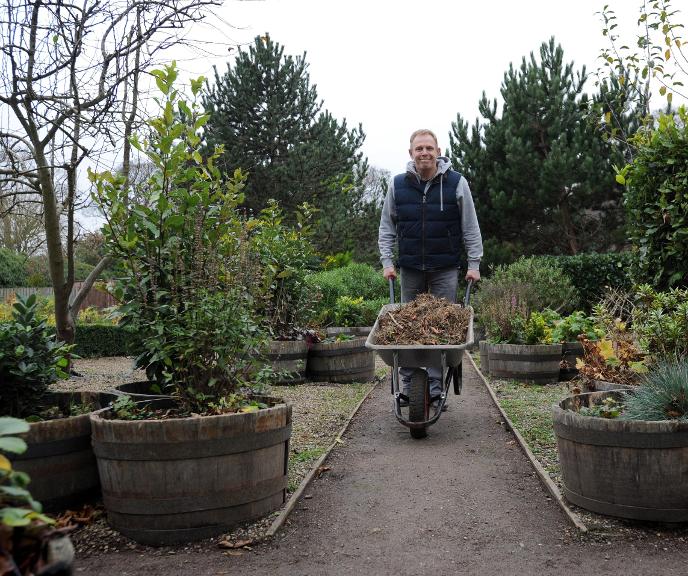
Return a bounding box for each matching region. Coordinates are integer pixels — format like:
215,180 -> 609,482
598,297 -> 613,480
73,324 -> 136,358
533,252 -> 634,312
0,248 -> 27,287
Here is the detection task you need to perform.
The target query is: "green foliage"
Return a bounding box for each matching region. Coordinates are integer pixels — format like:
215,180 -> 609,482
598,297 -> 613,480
0,294 -> 72,418
0,248 -> 26,287
550,310 -> 602,343
24,254 -> 96,286
331,296 -> 366,328
203,35 -> 369,257
632,284 -> 688,362
617,106 -> 688,290
533,252 -> 634,312
622,360 -> 688,421
251,200 -> 318,339
305,263 -> 387,326
0,417 -> 52,528
91,64 -> 269,412
449,38 -> 626,259
73,324 -> 135,358
321,251 -> 353,271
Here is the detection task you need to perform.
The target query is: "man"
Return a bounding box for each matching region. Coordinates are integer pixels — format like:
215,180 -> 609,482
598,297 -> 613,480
378,129 -> 483,410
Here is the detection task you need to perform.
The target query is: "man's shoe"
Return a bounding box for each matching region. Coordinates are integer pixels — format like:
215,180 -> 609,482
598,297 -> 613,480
431,399 -> 448,412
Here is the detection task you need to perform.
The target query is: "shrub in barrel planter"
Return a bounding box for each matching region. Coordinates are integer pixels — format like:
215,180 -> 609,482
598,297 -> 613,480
485,311 -> 562,384
90,68 -> 291,545
0,294 -> 114,511
553,360 -> 688,522
550,311 -> 602,381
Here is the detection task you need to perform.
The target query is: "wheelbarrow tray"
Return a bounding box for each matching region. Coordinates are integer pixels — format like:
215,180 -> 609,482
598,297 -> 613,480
365,303 -> 474,368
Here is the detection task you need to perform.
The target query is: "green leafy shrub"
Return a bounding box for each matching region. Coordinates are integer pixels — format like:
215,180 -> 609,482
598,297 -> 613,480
0,248 -> 26,287
251,200 -> 318,339
321,251 -> 353,270
73,325 -> 135,358
632,284 -> 688,362
534,252 -> 634,312
551,310 -> 602,343
305,263 -> 387,322
0,294 -> 72,418
91,64 -> 269,413
478,256 -> 580,315
617,106 -> 688,290
0,417 -> 52,528
622,360 -> 688,421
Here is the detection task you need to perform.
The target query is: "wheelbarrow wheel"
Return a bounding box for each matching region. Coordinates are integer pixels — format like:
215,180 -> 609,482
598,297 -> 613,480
408,369 -> 428,439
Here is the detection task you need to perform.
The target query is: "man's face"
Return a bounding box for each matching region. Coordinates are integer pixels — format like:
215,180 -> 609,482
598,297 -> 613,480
409,134 -> 439,172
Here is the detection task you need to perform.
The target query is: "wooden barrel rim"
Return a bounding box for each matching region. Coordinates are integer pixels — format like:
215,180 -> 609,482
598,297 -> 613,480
489,352 -> 560,362
309,346 -> 370,358
93,424 -> 292,460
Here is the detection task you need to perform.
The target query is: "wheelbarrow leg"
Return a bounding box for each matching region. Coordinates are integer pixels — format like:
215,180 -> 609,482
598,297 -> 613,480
408,368 -> 429,439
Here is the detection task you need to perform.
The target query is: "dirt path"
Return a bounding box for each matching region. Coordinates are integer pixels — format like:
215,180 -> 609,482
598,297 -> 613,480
76,361 -> 688,575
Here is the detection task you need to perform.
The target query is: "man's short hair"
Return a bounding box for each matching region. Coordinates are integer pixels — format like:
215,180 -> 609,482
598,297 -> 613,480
409,129 -> 438,147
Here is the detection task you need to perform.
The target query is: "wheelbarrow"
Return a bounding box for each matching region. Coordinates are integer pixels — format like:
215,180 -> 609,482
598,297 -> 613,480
364,280 -> 474,439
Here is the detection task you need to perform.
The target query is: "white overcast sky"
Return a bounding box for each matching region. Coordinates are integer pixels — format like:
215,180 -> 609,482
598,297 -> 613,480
171,0 -> 680,173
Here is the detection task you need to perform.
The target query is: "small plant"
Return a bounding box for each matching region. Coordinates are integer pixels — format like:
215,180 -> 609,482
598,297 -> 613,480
0,294 -> 72,418
551,311 -> 602,343
576,337 -> 647,386
622,360 -> 688,421
632,284 -> 688,363
578,396 -> 624,419
332,296 -> 366,327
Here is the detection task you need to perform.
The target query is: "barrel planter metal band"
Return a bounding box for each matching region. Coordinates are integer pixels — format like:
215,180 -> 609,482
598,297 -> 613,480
307,337 -> 375,383
267,339 -> 308,385
553,391 -> 688,522
12,391 -> 113,512
487,343 -> 562,384
114,381 -> 170,401
90,397 -> 292,546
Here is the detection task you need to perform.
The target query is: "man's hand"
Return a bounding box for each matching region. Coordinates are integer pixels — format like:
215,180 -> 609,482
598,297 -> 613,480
383,266 -> 397,280
466,269 -> 480,282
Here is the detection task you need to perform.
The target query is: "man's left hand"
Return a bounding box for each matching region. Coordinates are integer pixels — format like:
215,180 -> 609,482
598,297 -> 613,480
465,269 -> 481,282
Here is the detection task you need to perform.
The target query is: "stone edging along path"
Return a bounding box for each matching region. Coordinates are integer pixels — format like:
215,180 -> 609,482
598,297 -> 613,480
270,353 -> 588,537
464,352 -> 588,533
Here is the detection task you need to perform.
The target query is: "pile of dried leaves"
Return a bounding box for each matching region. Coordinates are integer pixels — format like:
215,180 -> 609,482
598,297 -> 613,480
374,293 -> 471,345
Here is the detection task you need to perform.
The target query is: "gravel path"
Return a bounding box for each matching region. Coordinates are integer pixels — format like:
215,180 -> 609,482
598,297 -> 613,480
75,359 -> 688,575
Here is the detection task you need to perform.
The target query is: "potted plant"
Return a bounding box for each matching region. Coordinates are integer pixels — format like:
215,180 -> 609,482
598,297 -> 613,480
477,282 -> 561,383
0,294 -> 112,512
250,200 -> 318,385
0,417 -> 75,574
89,65 -> 291,546
553,359 -> 688,522
550,310 -> 602,381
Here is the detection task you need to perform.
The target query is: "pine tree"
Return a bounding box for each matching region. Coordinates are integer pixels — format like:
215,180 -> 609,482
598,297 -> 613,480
203,35 -> 367,255
449,38 -> 627,266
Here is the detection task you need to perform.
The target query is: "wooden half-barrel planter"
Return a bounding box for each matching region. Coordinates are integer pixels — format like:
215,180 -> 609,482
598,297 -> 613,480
487,343 -> 562,384
553,390 -> 688,522
325,326 -> 372,338
266,339 -> 308,385
478,340 -> 490,374
12,391 -> 116,512
307,337 -> 375,383
90,396 -> 291,546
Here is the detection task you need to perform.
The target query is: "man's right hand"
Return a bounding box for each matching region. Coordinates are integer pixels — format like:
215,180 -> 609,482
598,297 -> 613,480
383,266 -> 397,280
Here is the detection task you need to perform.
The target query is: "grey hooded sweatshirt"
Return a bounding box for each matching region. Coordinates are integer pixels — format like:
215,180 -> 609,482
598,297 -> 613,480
378,156 -> 483,271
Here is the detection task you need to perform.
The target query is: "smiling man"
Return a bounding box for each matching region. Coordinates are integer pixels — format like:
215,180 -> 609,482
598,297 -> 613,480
377,128 -> 483,410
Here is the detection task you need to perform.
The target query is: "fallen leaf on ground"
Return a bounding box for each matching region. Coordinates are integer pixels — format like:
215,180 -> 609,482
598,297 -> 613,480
218,538 -> 253,549
316,465 -> 332,477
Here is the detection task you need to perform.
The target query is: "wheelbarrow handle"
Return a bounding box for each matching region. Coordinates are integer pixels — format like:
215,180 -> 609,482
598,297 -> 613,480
463,279 -> 474,307
389,277 -> 395,304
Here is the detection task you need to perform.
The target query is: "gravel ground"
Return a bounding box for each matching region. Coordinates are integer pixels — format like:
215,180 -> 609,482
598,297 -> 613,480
54,356 -> 380,558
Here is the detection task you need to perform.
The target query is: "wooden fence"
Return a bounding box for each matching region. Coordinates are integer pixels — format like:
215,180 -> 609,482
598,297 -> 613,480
0,282 -> 118,310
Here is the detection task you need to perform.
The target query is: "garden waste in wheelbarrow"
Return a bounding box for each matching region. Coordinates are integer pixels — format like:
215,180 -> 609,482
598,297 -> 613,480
365,281 -> 474,439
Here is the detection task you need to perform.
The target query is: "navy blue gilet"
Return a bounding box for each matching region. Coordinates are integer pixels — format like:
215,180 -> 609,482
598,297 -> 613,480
394,169 -> 463,271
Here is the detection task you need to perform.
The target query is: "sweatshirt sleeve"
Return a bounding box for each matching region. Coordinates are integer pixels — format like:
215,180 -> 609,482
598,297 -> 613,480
378,178 -> 397,269
457,176 -> 483,271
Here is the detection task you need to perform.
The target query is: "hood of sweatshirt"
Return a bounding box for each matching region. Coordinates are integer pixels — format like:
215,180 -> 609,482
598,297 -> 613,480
405,156 -> 453,211
406,156 -> 452,181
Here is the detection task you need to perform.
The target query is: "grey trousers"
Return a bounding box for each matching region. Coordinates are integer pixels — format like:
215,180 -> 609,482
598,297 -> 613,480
399,267 -> 458,398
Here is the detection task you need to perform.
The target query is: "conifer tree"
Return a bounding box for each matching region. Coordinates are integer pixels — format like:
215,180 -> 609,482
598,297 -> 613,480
449,38 -> 627,266
203,35 -> 367,253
